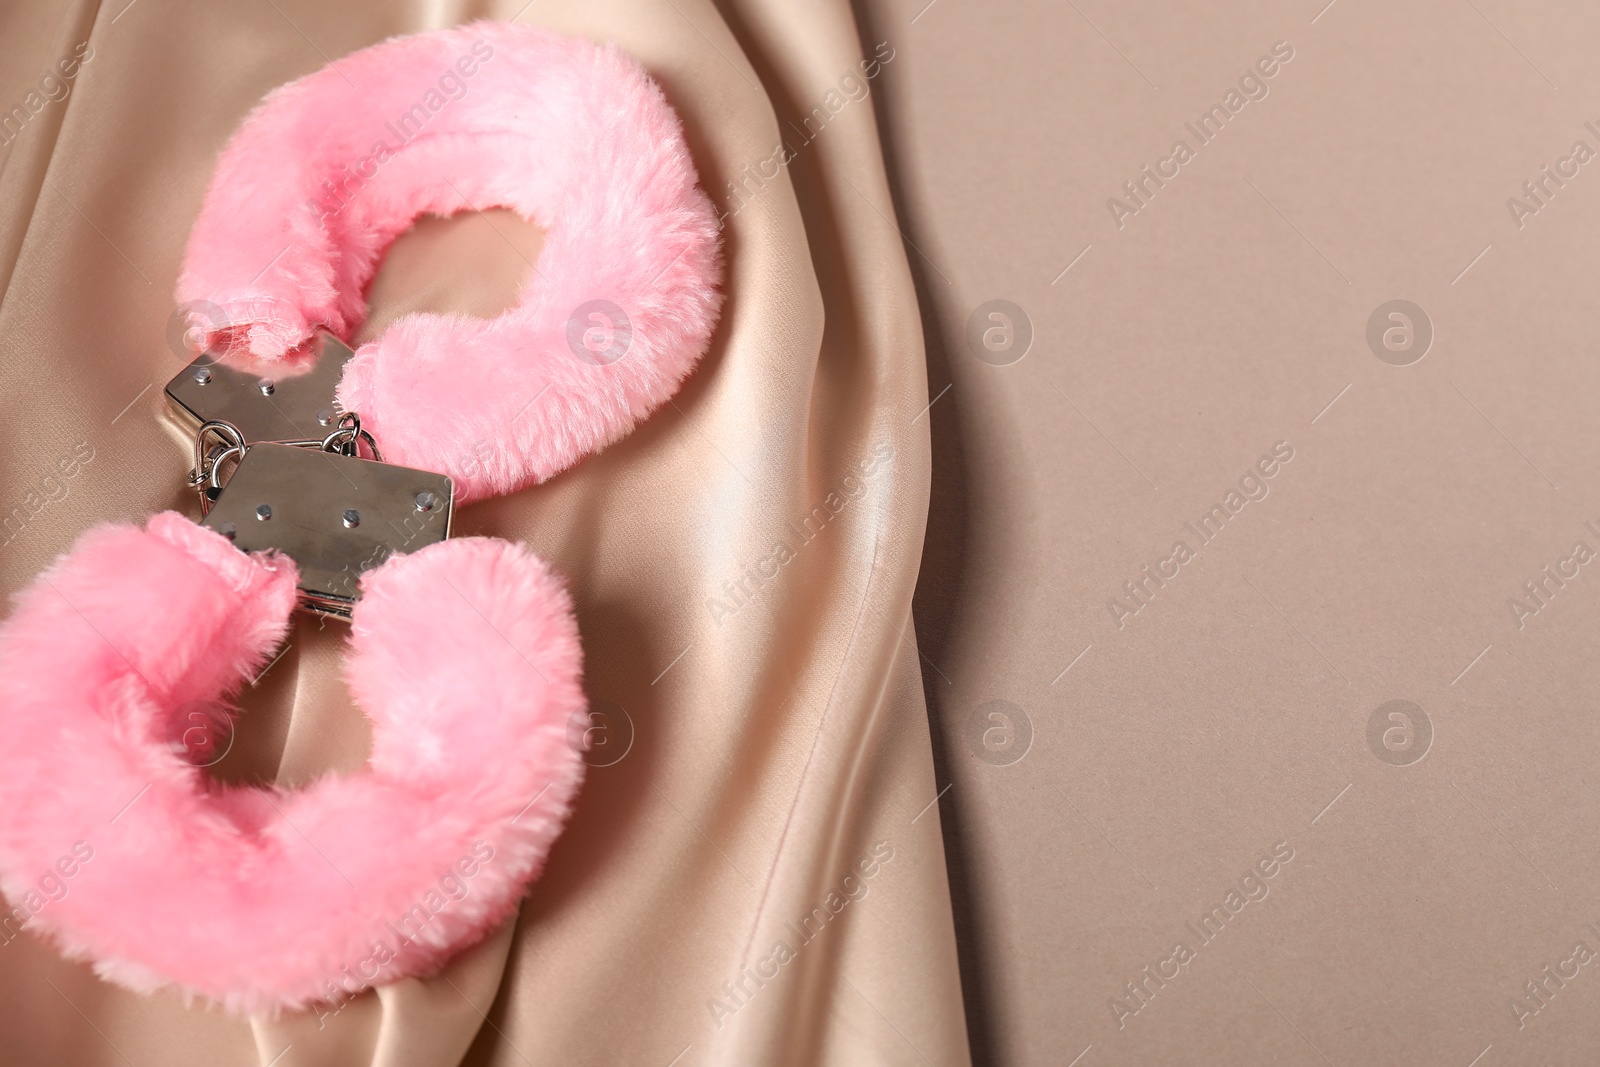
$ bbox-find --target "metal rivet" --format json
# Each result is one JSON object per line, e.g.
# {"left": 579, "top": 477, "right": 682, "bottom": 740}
{"left": 255, "top": 504, "right": 272, "bottom": 521}
{"left": 194, "top": 367, "right": 212, "bottom": 385}
{"left": 217, "top": 521, "right": 237, "bottom": 540}
{"left": 414, "top": 491, "right": 436, "bottom": 513}
{"left": 316, "top": 408, "right": 334, "bottom": 427}
{"left": 342, "top": 509, "right": 361, "bottom": 528}
{"left": 258, "top": 379, "right": 275, "bottom": 396}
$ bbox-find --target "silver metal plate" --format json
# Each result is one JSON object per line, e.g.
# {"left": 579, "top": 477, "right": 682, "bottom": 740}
{"left": 202, "top": 443, "right": 453, "bottom": 618}
{"left": 165, "top": 331, "right": 356, "bottom": 444}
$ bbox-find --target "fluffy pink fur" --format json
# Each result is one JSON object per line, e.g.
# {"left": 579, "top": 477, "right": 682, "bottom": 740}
{"left": 176, "top": 21, "right": 723, "bottom": 503}
{"left": 0, "top": 513, "right": 584, "bottom": 1013}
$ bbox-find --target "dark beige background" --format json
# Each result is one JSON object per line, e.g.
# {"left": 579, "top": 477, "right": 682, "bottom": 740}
{"left": 861, "top": 0, "right": 1600, "bottom": 1064}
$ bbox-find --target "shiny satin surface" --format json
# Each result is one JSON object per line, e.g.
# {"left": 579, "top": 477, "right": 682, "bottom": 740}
{"left": 0, "top": 1, "right": 968, "bottom": 1064}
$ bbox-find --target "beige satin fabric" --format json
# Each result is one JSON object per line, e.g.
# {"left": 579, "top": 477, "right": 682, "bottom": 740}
{"left": 0, "top": 1, "right": 968, "bottom": 1064}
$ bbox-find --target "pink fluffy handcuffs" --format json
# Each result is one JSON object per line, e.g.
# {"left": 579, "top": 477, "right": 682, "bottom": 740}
{"left": 0, "top": 21, "right": 720, "bottom": 1013}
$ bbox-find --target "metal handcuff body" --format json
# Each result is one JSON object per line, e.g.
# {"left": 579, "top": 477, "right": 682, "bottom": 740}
{"left": 0, "top": 21, "right": 721, "bottom": 1014}
{"left": 172, "top": 332, "right": 453, "bottom": 620}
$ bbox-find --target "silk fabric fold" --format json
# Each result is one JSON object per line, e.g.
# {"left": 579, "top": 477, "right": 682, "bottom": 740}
{"left": 0, "top": 1, "right": 968, "bottom": 1063}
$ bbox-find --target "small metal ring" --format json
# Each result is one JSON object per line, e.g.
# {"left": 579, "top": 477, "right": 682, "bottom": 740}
{"left": 206, "top": 444, "right": 245, "bottom": 490}
{"left": 193, "top": 419, "right": 245, "bottom": 474}
{"left": 319, "top": 414, "right": 381, "bottom": 462}
{"left": 320, "top": 412, "right": 359, "bottom": 454}
{"left": 354, "top": 429, "right": 382, "bottom": 463}
{"left": 191, "top": 420, "right": 248, "bottom": 515}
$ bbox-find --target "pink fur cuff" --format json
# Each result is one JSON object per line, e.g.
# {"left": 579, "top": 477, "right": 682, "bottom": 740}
{"left": 177, "top": 21, "right": 723, "bottom": 503}
{"left": 0, "top": 513, "right": 585, "bottom": 1012}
